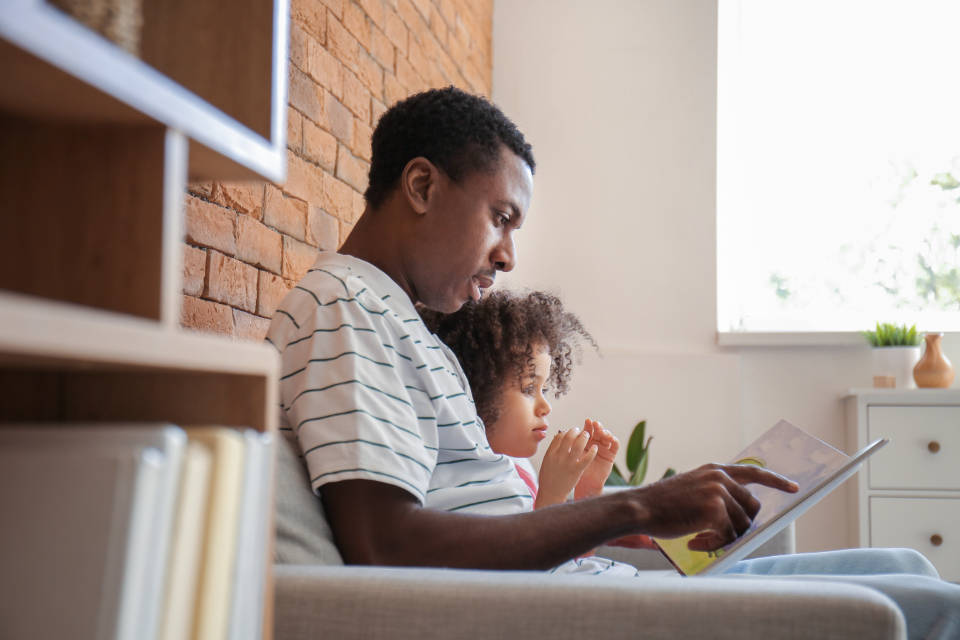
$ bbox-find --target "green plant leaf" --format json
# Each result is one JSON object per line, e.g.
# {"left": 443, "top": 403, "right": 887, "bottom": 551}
{"left": 932, "top": 172, "right": 960, "bottom": 190}
{"left": 866, "top": 322, "right": 921, "bottom": 346}
{"left": 629, "top": 448, "right": 649, "bottom": 486}
{"left": 661, "top": 467, "right": 677, "bottom": 479}
{"left": 625, "top": 420, "right": 647, "bottom": 472}
{"left": 605, "top": 464, "right": 628, "bottom": 486}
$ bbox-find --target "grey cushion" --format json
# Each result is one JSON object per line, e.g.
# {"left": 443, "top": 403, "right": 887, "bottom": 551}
{"left": 273, "top": 432, "right": 343, "bottom": 565}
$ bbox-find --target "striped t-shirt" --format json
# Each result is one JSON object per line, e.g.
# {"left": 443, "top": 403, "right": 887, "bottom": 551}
{"left": 266, "top": 252, "right": 533, "bottom": 514}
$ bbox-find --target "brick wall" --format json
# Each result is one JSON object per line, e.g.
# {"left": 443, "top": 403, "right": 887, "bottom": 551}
{"left": 181, "top": 0, "right": 493, "bottom": 339}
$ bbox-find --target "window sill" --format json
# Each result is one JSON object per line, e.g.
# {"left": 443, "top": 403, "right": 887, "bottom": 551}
{"left": 717, "top": 332, "right": 869, "bottom": 347}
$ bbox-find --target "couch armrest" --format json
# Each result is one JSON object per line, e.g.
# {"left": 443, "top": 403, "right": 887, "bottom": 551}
{"left": 274, "top": 563, "right": 905, "bottom": 640}
{"left": 595, "top": 522, "right": 797, "bottom": 570}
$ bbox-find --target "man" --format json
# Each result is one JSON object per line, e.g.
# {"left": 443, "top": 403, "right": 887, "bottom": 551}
{"left": 267, "top": 87, "right": 958, "bottom": 636}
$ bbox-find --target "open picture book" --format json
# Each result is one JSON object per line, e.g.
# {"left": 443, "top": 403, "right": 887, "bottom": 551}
{"left": 653, "top": 419, "right": 888, "bottom": 576}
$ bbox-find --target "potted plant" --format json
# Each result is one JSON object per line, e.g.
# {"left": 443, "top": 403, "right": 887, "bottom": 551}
{"left": 863, "top": 322, "right": 922, "bottom": 389}
{"left": 605, "top": 420, "right": 676, "bottom": 487}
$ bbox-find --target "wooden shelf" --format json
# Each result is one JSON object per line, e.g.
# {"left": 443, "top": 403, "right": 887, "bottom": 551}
{"left": 0, "top": 291, "right": 276, "bottom": 375}
{"left": 0, "top": 1, "right": 288, "bottom": 182}
{"left": 0, "top": 292, "right": 279, "bottom": 431}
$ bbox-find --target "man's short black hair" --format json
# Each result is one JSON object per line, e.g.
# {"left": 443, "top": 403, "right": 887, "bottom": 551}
{"left": 364, "top": 86, "right": 535, "bottom": 209}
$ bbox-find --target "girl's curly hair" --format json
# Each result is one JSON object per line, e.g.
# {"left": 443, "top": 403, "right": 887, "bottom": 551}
{"left": 420, "top": 290, "right": 596, "bottom": 428}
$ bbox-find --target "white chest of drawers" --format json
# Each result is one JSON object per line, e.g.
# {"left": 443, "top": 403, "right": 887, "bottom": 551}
{"left": 845, "top": 389, "right": 960, "bottom": 581}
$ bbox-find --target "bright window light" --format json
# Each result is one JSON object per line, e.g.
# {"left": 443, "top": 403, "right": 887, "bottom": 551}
{"left": 717, "top": 0, "right": 960, "bottom": 333}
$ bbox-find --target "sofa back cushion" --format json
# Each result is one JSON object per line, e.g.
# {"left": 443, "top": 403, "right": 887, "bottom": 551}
{"left": 274, "top": 432, "right": 344, "bottom": 565}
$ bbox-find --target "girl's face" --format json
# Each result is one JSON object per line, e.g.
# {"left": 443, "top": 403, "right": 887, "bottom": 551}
{"left": 486, "top": 344, "right": 553, "bottom": 458}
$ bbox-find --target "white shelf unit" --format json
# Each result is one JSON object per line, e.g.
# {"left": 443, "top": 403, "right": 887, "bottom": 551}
{"left": 845, "top": 389, "right": 960, "bottom": 582}
{"left": 0, "top": 1, "right": 288, "bottom": 637}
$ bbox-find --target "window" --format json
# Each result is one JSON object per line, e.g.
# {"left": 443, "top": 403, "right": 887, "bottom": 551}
{"left": 717, "top": 0, "right": 960, "bottom": 336}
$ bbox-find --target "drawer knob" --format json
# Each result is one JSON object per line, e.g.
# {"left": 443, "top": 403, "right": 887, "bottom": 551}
{"left": 931, "top": 534, "right": 943, "bottom": 547}
{"left": 928, "top": 441, "right": 941, "bottom": 454}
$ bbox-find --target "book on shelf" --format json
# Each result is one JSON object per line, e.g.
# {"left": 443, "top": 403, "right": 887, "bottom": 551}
{"left": 0, "top": 424, "right": 185, "bottom": 640}
{"left": 653, "top": 419, "right": 887, "bottom": 576}
{"left": 186, "top": 427, "right": 247, "bottom": 640}
{"left": 229, "top": 430, "right": 274, "bottom": 640}
{"left": 159, "top": 441, "right": 213, "bottom": 640}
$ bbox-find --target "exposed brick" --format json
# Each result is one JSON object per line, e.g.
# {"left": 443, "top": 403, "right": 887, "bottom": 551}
{"left": 318, "top": 0, "right": 344, "bottom": 19}
{"left": 395, "top": 55, "right": 425, "bottom": 93}
{"left": 232, "top": 308, "right": 271, "bottom": 341}
{"left": 324, "top": 92, "right": 354, "bottom": 144}
{"left": 236, "top": 215, "right": 283, "bottom": 274}
{"left": 303, "top": 119, "right": 338, "bottom": 171}
{"left": 206, "top": 251, "right": 258, "bottom": 313}
{"left": 307, "top": 204, "right": 341, "bottom": 250}
{"left": 356, "top": 50, "right": 383, "bottom": 98}
{"left": 341, "top": 68, "right": 371, "bottom": 122}
{"left": 182, "top": 245, "right": 206, "bottom": 296}
{"left": 292, "top": 0, "right": 327, "bottom": 42}
{"left": 327, "top": 14, "right": 360, "bottom": 73}
{"left": 322, "top": 172, "right": 355, "bottom": 220}
{"left": 429, "top": 6, "right": 448, "bottom": 47}
{"left": 264, "top": 184, "right": 308, "bottom": 241}
{"left": 287, "top": 106, "right": 303, "bottom": 152}
{"left": 384, "top": 72, "right": 407, "bottom": 106}
{"left": 305, "top": 45, "right": 340, "bottom": 101}
{"left": 371, "top": 97, "right": 387, "bottom": 125}
{"left": 283, "top": 150, "right": 326, "bottom": 205}
{"left": 351, "top": 190, "right": 366, "bottom": 224}
{"left": 437, "top": 0, "right": 457, "bottom": 29}
{"left": 258, "top": 271, "right": 296, "bottom": 317}
{"left": 336, "top": 143, "right": 369, "bottom": 193}
{"left": 353, "top": 119, "right": 372, "bottom": 161}
{"left": 407, "top": 34, "right": 428, "bottom": 73}
{"left": 408, "top": 0, "right": 431, "bottom": 22}
{"left": 288, "top": 65, "right": 324, "bottom": 124}
{"left": 446, "top": 26, "right": 466, "bottom": 66}
{"left": 185, "top": 195, "right": 237, "bottom": 256}
{"left": 188, "top": 181, "right": 214, "bottom": 198}
{"left": 369, "top": 24, "right": 395, "bottom": 70}
{"left": 338, "top": 217, "right": 352, "bottom": 246}
{"left": 342, "top": 1, "right": 370, "bottom": 52}
{"left": 290, "top": 21, "right": 310, "bottom": 71}
{"left": 358, "top": 0, "right": 385, "bottom": 29}
{"left": 383, "top": 10, "right": 408, "bottom": 55}
{"left": 181, "top": 295, "right": 234, "bottom": 335}
{"left": 212, "top": 182, "right": 264, "bottom": 220}
{"left": 283, "top": 236, "right": 319, "bottom": 281}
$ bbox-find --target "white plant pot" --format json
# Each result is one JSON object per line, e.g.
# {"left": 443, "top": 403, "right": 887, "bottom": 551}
{"left": 872, "top": 346, "right": 921, "bottom": 389}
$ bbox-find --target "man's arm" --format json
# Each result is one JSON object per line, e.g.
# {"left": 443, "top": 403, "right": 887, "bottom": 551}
{"left": 321, "top": 463, "right": 799, "bottom": 569}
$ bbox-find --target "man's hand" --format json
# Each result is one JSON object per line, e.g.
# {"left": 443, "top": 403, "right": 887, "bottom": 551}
{"left": 630, "top": 463, "right": 799, "bottom": 551}
{"left": 535, "top": 427, "right": 598, "bottom": 508}
{"left": 574, "top": 419, "right": 619, "bottom": 500}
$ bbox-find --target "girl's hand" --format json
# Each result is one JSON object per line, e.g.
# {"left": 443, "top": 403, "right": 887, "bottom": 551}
{"left": 574, "top": 419, "right": 620, "bottom": 499}
{"left": 535, "top": 427, "right": 597, "bottom": 508}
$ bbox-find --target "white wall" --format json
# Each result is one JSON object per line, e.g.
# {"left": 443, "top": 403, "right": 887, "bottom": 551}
{"left": 493, "top": 0, "right": 959, "bottom": 552}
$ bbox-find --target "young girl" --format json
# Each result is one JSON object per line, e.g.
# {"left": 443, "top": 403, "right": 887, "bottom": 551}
{"left": 420, "top": 289, "right": 620, "bottom": 511}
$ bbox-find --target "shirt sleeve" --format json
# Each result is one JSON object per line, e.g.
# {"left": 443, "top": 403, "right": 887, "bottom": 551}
{"left": 275, "top": 283, "right": 437, "bottom": 503}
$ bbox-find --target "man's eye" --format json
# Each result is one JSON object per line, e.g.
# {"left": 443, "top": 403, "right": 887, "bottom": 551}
{"left": 495, "top": 211, "right": 511, "bottom": 225}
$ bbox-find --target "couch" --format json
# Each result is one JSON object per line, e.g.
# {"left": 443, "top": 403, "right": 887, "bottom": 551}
{"left": 271, "top": 434, "right": 907, "bottom": 639}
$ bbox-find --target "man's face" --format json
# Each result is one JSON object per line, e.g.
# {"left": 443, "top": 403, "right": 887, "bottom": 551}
{"left": 411, "top": 145, "right": 534, "bottom": 313}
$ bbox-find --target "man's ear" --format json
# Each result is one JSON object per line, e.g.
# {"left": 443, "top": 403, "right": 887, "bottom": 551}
{"left": 401, "top": 157, "right": 438, "bottom": 215}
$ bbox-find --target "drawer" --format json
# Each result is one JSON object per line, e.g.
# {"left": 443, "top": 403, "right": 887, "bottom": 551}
{"left": 867, "top": 406, "right": 960, "bottom": 489}
{"left": 870, "top": 497, "right": 960, "bottom": 582}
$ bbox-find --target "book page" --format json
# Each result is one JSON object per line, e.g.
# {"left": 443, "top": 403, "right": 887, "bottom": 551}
{"left": 654, "top": 420, "right": 850, "bottom": 575}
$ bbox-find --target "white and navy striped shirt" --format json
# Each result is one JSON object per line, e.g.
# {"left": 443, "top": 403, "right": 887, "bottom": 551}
{"left": 267, "top": 252, "right": 533, "bottom": 514}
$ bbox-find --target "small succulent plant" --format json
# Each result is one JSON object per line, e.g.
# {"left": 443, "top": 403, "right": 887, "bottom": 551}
{"left": 863, "top": 322, "right": 921, "bottom": 347}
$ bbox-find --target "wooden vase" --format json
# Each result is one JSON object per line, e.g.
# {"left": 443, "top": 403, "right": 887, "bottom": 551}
{"left": 913, "top": 333, "right": 955, "bottom": 388}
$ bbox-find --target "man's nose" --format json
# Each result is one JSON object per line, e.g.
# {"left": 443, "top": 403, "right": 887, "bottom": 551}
{"left": 492, "top": 233, "right": 516, "bottom": 272}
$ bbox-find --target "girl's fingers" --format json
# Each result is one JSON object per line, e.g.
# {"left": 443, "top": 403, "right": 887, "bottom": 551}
{"left": 577, "top": 445, "right": 599, "bottom": 469}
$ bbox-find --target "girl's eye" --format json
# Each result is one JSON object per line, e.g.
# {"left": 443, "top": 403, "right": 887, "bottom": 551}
{"left": 541, "top": 387, "right": 550, "bottom": 396}
{"left": 522, "top": 384, "right": 536, "bottom": 395}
